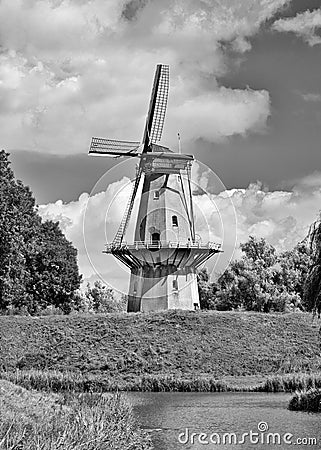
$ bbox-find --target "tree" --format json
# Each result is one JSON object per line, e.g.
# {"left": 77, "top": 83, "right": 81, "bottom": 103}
{"left": 0, "top": 150, "right": 81, "bottom": 314}
{"left": 240, "top": 236, "right": 276, "bottom": 267}
{"left": 0, "top": 151, "right": 39, "bottom": 309}
{"left": 197, "top": 267, "right": 218, "bottom": 310}
{"left": 24, "top": 221, "right": 82, "bottom": 313}
{"left": 304, "top": 217, "right": 321, "bottom": 316}
{"left": 75, "top": 281, "right": 126, "bottom": 313}
{"left": 278, "top": 241, "right": 311, "bottom": 308}
{"left": 215, "top": 237, "right": 279, "bottom": 312}
{"left": 199, "top": 236, "right": 311, "bottom": 313}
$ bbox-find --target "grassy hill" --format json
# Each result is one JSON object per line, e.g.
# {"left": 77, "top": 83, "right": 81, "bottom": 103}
{"left": 1, "top": 311, "right": 320, "bottom": 388}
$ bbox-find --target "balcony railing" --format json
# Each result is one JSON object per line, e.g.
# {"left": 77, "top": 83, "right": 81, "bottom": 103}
{"left": 105, "top": 240, "right": 222, "bottom": 252}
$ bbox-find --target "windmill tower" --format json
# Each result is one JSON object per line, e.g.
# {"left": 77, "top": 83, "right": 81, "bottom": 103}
{"left": 89, "top": 65, "right": 221, "bottom": 312}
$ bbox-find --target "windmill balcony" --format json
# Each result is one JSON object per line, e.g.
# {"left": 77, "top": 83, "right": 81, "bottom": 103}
{"left": 104, "top": 240, "right": 222, "bottom": 271}
{"left": 105, "top": 240, "right": 221, "bottom": 252}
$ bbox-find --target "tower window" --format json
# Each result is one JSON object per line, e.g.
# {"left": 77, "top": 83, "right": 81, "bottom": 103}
{"left": 173, "top": 279, "right": 178, "bottom": 290}
{"left": 172, "top": 215, "right": 178, "bottom": 227}
{"left": 154, "top": 191, "right": 160, "bottom": 200}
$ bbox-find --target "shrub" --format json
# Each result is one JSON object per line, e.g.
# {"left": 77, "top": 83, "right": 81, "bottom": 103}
{"left": 74, "top": 281, "right": 126, "bottom": 313}
{"left": 288, "top": 388, "right": 321, "bottom": 412}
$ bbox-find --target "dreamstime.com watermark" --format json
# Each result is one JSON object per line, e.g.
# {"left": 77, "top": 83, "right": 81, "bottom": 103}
{"left": 178, "top": 422, "right": 318, "bottom": 446}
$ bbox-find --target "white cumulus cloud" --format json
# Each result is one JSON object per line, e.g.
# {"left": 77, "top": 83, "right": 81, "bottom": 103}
{"left": 272, "top": 8, "right": 321, "bottom": 46}
{"left": 0, "top": 0, "right": 290, "bottom": 154}
{"left": 168, "top": 87, "right": 270, "bottom": 142}
{"left": 39, "top": 170, "right": 321, "bottom": 293}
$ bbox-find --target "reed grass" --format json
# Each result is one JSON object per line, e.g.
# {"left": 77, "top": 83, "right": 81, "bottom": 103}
{"left": 260, "top": 372, "right": 321, "bottom": 393}
{"left": 0, "top": 380, "right": 152, "bottom": 449}
{"left": 2, "top": 369, "right": 321, "bottom": 393}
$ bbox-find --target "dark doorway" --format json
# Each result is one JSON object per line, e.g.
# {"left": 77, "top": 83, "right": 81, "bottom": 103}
{"left": 151, "top": 232, "right": 160, "bottom": 244}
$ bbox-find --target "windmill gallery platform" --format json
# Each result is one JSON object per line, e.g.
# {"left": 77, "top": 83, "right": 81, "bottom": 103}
{"left": 89, "top": 65, "right": 221, "bottom": 312}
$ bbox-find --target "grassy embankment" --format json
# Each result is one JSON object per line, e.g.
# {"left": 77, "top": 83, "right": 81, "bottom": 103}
{"left": 0, "top": 379, "right": 152, "bottom": 449}
{"left": 1, "top": 310, "right": 320, "bottom": 392}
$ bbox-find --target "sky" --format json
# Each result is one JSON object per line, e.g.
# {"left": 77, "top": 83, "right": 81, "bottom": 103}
{"left": 2, "top": 0, "right": 321, "bottom": 292}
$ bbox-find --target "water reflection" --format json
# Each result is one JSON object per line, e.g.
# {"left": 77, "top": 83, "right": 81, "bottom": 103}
{"left": 126, "top": 392, "right": 320, "bottom": 450}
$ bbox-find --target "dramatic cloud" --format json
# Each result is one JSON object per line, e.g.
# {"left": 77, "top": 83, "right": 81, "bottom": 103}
{"left": 168, "top": 87, "right": 270, "bottom": 142}
{"left": 272, "top": 8, "right": 321, "bottom": 46}
{"left": 39, "top": 170, "right": 321, "bottom": 293}
{"left": 0, "top": 0, "right": 290, "bottom": 154}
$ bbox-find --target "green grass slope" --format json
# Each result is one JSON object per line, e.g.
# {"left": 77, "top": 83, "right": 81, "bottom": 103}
{"left": 1, "top": 311, "right": 320, "bottom": 381}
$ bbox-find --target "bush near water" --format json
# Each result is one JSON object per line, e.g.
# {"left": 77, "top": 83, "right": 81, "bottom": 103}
{"left": 288, "top": 388, "right": 321, "bottom": 412}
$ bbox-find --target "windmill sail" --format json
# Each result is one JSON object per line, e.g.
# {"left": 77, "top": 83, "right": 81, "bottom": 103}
{"left": 112, "top": 166, "right": 143, "bottom": 246}
{"left": 142, "top": 64, "right": 169, "bottom": 152}
{"left": 89, "top": 137, "right": 141, "bottom": 157}
{"left": 88, "top": 65, "right": 169, "bottom": 157}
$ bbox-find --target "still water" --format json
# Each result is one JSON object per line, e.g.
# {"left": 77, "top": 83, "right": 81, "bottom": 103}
{"left": 126, "top": 392, "right": 321, "bottom": 450}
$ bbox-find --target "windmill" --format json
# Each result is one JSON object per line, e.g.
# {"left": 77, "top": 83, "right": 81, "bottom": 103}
{"left": 89, "top": 64, "right": 221, "bottom": 312}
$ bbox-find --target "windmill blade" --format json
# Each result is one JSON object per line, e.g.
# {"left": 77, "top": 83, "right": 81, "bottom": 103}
{"left": 89, "top": 137, "right": 141, "bottom": 157}
{"left": 142, "top": 64, "right": 169, "bottom": 152}
{"left": 150, "top": 65, "right": 169, "bottom": 143}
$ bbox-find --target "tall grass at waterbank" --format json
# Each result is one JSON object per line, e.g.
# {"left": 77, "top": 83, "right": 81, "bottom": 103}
{"left": 260, "top": 373, "right": 321, "bottom": 393}
{"left": 2, "top": 369, "right": 321, "bottom": 393}
{"left": 0, "top": 370, "right": 233, "bottom": 392}
{"left": 0, "top": 380, "right": 152, "bottom": 450}
{"left": 288, "top": 388, "right": 321, "bottom": 412}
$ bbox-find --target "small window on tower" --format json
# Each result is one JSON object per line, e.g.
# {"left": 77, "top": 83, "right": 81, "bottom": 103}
{"left": 154, "top": 191, "right": 160, "bottom": 200}
{"left": 172, "top": 215, "right": 178, "bottom": 227}
{"left": 173, "top": 279, "right": 178, "bottom": 290}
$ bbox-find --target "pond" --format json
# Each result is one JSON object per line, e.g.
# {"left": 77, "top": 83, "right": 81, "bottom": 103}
{"left": 126, "top": 392, "right": 320, "bottom": 449}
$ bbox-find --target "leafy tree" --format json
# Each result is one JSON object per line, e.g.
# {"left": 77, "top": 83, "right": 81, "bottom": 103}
{"left": 278, "top": 241, "right": 311, "bottom": 307}
{"left": 215, "top": 237, "right": 277, "bottom": 312}
{"left": 304, "top": 217, "right": 321, "bottom": 316}
{"left": 0, "top": 151, "right": 39, "bottom": 309}
{"left": 198, "top": 236, "right": 311, "bottom": 313}
{"left": 75, "top": 281, "right": 126, "bottom": 313}
{"left": 0, "top": 150, "right": 81, "bottom": 314}
{"left": 197, "top": 267, "right": 218, "bottom": 310}
{"left": 240, "top": 236, "right": 276, "bottom": 267}
{"left": 24, "top": 221, "right": 82, "bottom": 313}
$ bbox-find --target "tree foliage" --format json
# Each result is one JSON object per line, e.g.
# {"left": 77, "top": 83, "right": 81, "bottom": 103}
{"left": 74, "top": 281, "right": 126, "bottom": 313}
{"left": 0, "top": 150, "right": 81, "bottom": 314}
{"left": 197, "top": 268, "right": 218, "bottom": 310}
{"left": 304, "top": 217, "right": 321, "bottom": 316}
{"left": 198, "top": 236, "right": 311, "bottom": 313}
